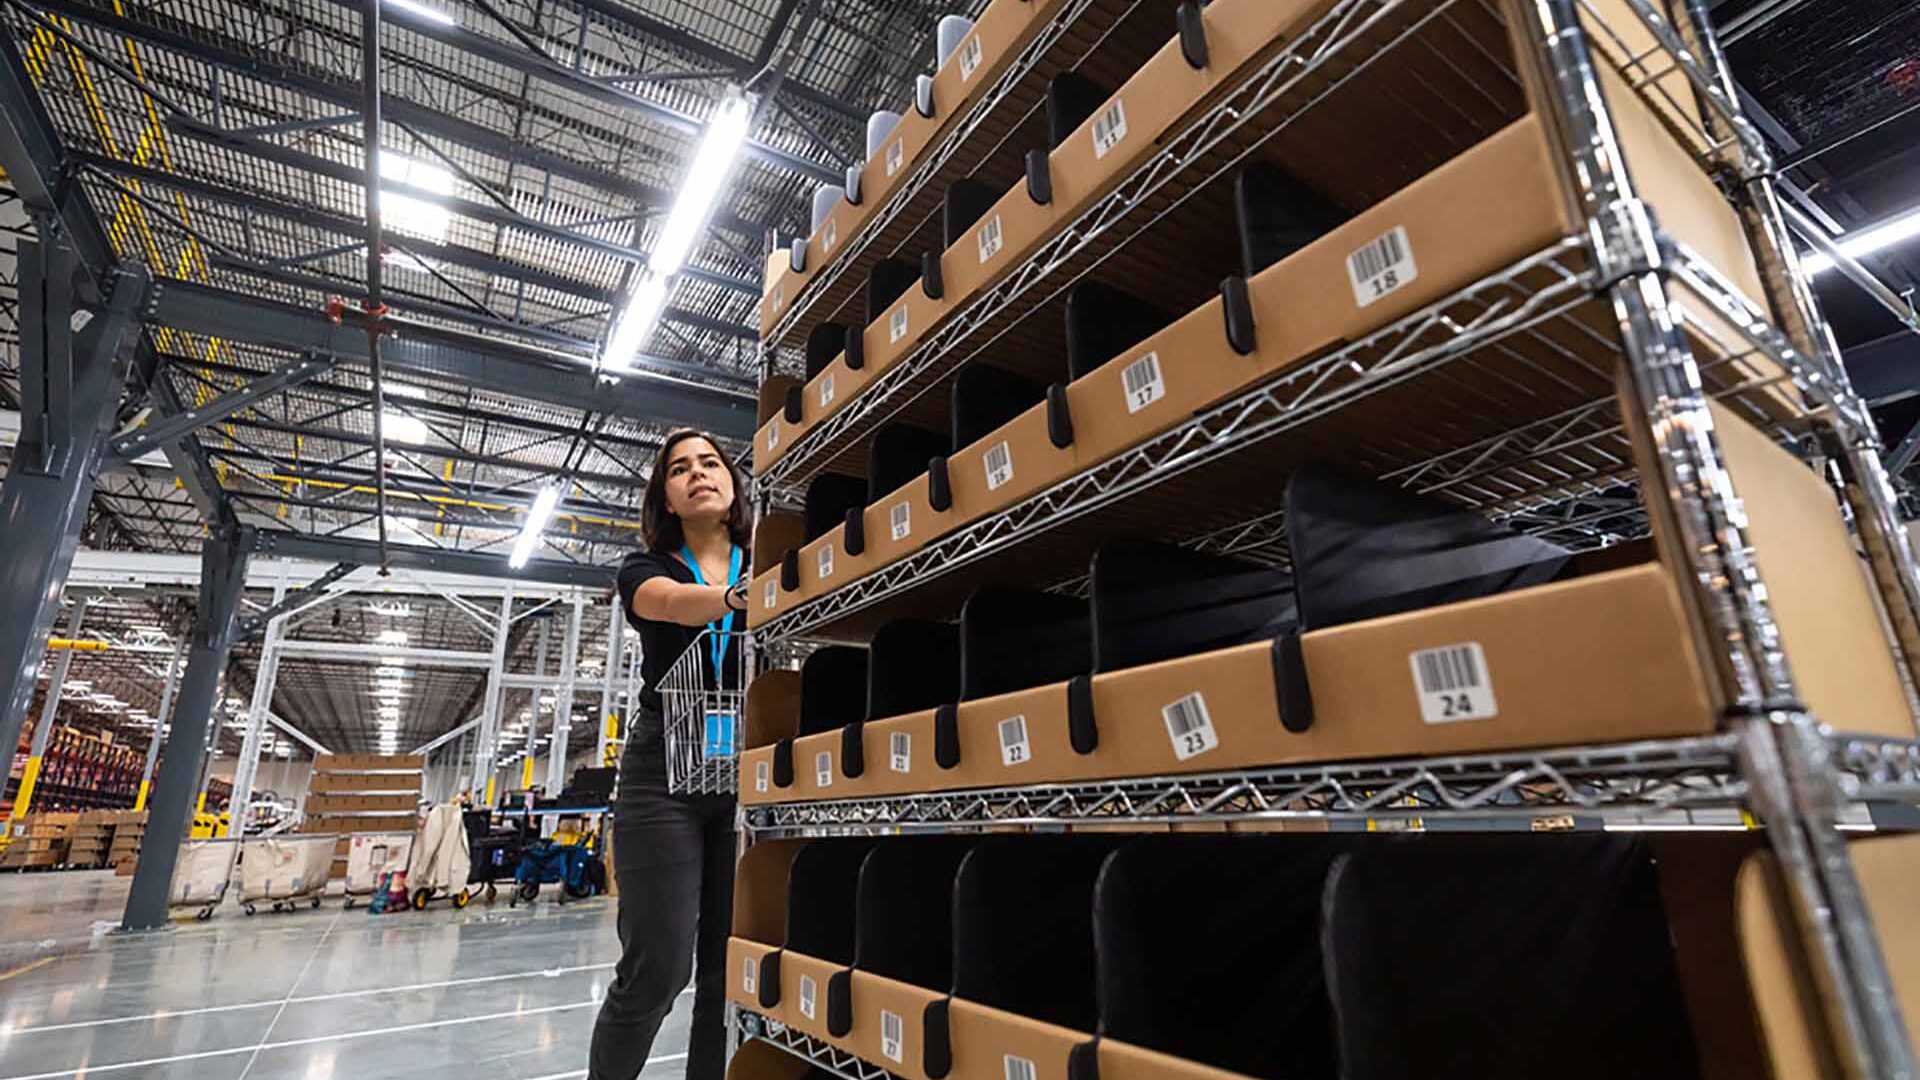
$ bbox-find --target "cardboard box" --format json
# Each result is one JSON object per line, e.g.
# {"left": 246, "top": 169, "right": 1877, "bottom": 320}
{"left": 309, "top": 770, "right": 422, "bottom": 793}
{"left": 778, "top": 950, "right": 849, "bottom": 1043}
{"left": 305, "top": 793, "right": 417, "bottom": 814}
{"left": 846, "top": 972, "right": 948, "bottom": 1080}
{"left": 946, "top": 998, "right": 1089, "bottom": 1080}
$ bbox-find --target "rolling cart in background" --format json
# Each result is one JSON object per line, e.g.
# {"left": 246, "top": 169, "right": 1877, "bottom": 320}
{"left": 168, "top": 836, "right": 240, "bottom": 921}
{"left": 237, "top": 834, "right": 336, "bottom": 915}
{"left": 341, "top": 832, "right": 414, "bottom": 909}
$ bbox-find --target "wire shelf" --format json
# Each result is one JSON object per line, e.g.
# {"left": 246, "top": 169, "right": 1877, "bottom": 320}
{"left": 659, "top": 629, "right": 747, "bottom": 796}
{"left": 736, "top": 1009, "right": 899, "bottom": 1080}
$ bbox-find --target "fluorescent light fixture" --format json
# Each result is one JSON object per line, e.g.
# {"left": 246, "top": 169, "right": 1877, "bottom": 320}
{"left": 376, "top": 629, "right": 409, "bottom": 646}
{"left": 1802, "top": 204, "right": 1920, "bottom": 275}
{"left": 385, "top": 0, "right": 456, "bottom": 25}
{"left": 380, "top": 410, "right": 430, "bottom": 446}
{"left": 378, "top": 151, "right": 455, "bottom": 242}
{"left": 381, "top": 654, "right": 408, "bottom": 666}
{"left": 509, "top": 485, "right": 562, "bottom": 569}
{"left": 374, "top": 666, "right": 408, "bottom": 678}
{"left": 601, "top": 273, "right": 668, "bottom": 371}
{"left": 369, "top": 601, "right": 413, "bottom": 618}
{"left": 652, "top": 93, "right": 752, "bottom": 276}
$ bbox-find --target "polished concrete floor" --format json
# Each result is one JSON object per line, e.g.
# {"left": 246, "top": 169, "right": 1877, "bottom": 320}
{"left": 0, "top": 870, "right": 690, "bottom": 1080}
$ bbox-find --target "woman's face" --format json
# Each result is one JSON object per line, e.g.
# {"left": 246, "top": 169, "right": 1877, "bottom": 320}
{"left": 663, "top": 437, "right": 735, "bottom": 522}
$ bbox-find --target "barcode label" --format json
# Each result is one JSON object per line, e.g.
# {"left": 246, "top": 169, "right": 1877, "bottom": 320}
{"left": 1005, "top": 1055, "right": 1038, "bottom": 1080}
{"left": 815, "top": 750, "right": 834, "bottom": 788}
{"left": 886, "top": 140, "right": 904, "bottom": 177}
{"left": 984, "top": 441, "right": 1013, "bottom": 491}
{"left": 799, "top": 974, "right": 818, "bottom": 1019}
{"left": 1409, "top": 642, "right": 1498, "bottom": 723}
{"left": 1091, "top": 99, "right": 1128, "bottom": 159}
{"left": 1122, "top": 351, "right": 1164, "bottom": 413}
{"left": 766, "top": 420, "right": 779, "bottom": 452}
{"left": 889, "top": 306, "right": 909, "bottom": 343}
{"left": 818, "top": 544, "right": 834, "bottom": 580}
{"left": 1346, "top": 225, "right": 1418, "bottom": 308}
{"left": 772, "top": 284, "right": 784, "bottom": 313}
{"left": 881, "top": 1009, "right": 905, "bottom": 1062}
{"left": 890, "top": 731, "right": 911, "bottom": 772}
{"left": 755, "top": 760, "right": 770, "bottom": 793}
{"left": 890, "top": 500, "right": 911, "bottom": 542}
{"left": 977, "top": 214, "right": 1003, "bottom": 264}
{"left": 743, "top": 956, "right": 758, "bottom": 994}
{"left": 1162, "top": 692, "right": 1220, "bottom": 761}
{"left": 764, "top": 579, "right": 778, "bottom": 609}
{"left": 957, "top": 34, "right": 983, "bottom": 80}
{"left": 819, "top": 372, "right": 835, "bottom": 409}
{"left": 998, "top": 715, "right": 1030, "bottom": 766}
{"left": 822, "top": 218, "right": 838, "bottom": 254}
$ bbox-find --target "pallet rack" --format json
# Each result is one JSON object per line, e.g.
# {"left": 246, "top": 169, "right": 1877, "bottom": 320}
{"left": 734, "top": 0, "right": 1920, "bottom": 1078}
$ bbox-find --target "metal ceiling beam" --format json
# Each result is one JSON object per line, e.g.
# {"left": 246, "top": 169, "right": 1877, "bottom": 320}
{"left": 29, "top": 0, "right": 768, "bottom": 241}
{"left": 148, "top": 277, "right": 757, "bottom": 435}
{"left": 133, "top": 131, "right": 758, "bottom": 297}
{"left": 107, "top": 354, "right": 337, "bottom": 465}
{"left": 194, "top": 417, "right": 646, "bottom": 492}
{"left": 341, "top": 0, "right": 839, "bottom": 184}
{"left": 224, "top": 488, "right": 644, "bottom": 550}
{"left": 251, "top": 530, "right": 615, "bottom": 587}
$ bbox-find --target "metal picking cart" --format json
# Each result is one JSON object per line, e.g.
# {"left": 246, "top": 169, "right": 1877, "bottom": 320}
{"left": 168, "top": 836, "right": 241, "bottom": 921}
{"left": 660, "top": 629, "right": 746, "bottom": 795}
{"left": 237, "top": 833, "right": 337, "bottom": 914}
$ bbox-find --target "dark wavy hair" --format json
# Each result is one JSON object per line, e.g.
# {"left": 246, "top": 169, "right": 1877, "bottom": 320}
{"left": 641, "top": 429, "right": 751, "bottom": 554}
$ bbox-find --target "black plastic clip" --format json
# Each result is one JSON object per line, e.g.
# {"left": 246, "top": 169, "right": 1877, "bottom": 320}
{"left": 841, "top": 721, "right": 866, "bottom": 778}
{"left": 844, "top": 328, "right": 865, "bottom": 371}
{"left": 827, "top": 970, "right": 853, "bottom": 1037}
{"left": 1046, "top": 383, "right": 1075, "bottom": 449}
{"left": 929, "top": 456, "right": 952, "bottom": 512}
{"left": 934, "top": 703, "right": 960, "bottom": 769}
{"left": 844, "top": 506, "right": 866, "bottom": 557}
{"left": 924, "top": 999, "right": 953, "bottom": 1078}
{"left": 784, "top": 384, "right": 804, "bottom": 424}
{"left": 1273, "top": 630, "right": 1314, "bottom": 733}
{"left": 922, "top": 251, "right": 945, "bottom": 302}
{"left": 758, "top": 951, "right": 783, "bottom": 1009}
{"left": 1026, "top": 149, "right": 1053, "bottom": 206}
{"left": 772, "top": 739, "right": 796, "bottom": 788}
{"left": 1176, "top": 2, "right": 1209, "bottom": 69}
{"left": 1068, "top": 1038, "right": 1101, "bottom": 1080}
{"left": 1222, "top": 275, "right": 1257, "bottom": 356}
{"left": 1067, "top": 674, "right": 1097, "bottom": 754}
{"left": 780, "top": 549, "right": 800, "bottom": 592}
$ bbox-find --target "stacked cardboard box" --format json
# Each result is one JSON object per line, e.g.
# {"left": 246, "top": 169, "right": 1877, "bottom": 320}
{"left": 302, "top": 754, "right": 424, "bottom": 880}
{"left": 107, "top": 810, "right": 147, "bottom": 874}
{"left": 64, "top": 810, "right": 113, "bottom": 869}
{"left": 0, "top": 811, "right": 78, "bottom": 869}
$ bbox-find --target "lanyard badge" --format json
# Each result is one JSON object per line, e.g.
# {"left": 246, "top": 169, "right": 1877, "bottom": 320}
{"left": 681, "top": 543, "right": 743, "bottom": 758}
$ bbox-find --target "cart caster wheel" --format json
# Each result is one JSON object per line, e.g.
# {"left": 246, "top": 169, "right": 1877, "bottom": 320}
{"left": 485, "top": 883, "right": 498, "bottom": 904}
{"left": 411, "top": 888, "right": 430, "bottom": 911}
{"left": 244, "top": 903, "right": 257, "bottom": 916}
{"left": 311, "top": 895, "right": 322, "bottom": 909}
{"left": 343, "top": 898, "right": 355, "bottom": 910}
{"left": 453, "top": 889, "right": 471, "bottom": 909}
{"left": 517, "top": 882, "right": 540, "bottom": 903}
{"left": 195, "top": 907, "right": 213, "bottom": 922}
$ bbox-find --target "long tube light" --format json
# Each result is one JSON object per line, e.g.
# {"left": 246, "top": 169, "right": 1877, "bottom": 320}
{"left": 510, "top": 485, "right": 562, "bottom": 569}
{"left": 1802, "top": 203, "right": 1920, "bottom": 275}
{"left": 602, "top": 91, "right": 753, "bottom": 371}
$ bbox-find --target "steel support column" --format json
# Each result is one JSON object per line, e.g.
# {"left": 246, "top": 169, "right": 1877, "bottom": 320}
{"left": 122, "top": 525, "right": 254, "bottom": 931}
{"left": 231, "top": 590, "right": 289, "bottom": 829}
{"left": 472, "top": 590, "right": 513, "bottom": 805}
{"left": 598, "top": 592, "right": 624, "bottom": 766}
{"left": 523, "top": 617, "right": 548, "bottom": 789}
{"left": 546, "top": 594, "right": 583, "bottom": 793}
{"left": 136, "top": 642, "right": 185, "bottom": 811}
{"left": 8, "top": 599, "right": 88, "bottom": 827}
{"left": 0, "top": 241, "right": 149, "bottom": 804}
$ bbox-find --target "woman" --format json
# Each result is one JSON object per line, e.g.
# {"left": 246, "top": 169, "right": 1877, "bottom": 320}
{"left": 590, "top": 429, "right": 751, "bottom": 1080}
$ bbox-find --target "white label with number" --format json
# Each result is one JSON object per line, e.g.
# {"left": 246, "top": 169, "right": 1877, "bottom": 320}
{"left": 977, "top": 214, "right": 1003, "bottom": 264}
{"left": 743, "top": 956, "right": 758, "bottom": 994}
{"left": 1409, "top": 642, "right": 1498, "bottom": 723}
{"left": 890, "top": 731, "right": 911, "bottom": 773}
{"left": 772, "top": 284, "right": 785, "bottom": 313}
{"left": 1122, "top": 351, "right": 1164, "bottom": 413}
{"left": 1005, "top": 1055, "right": 1037, "bottom": 1080}
{"left": 1161, "top": 691, "right": 1220, "bottom": 761}
{"left": 984, "top": 441, "right": 1013, "bottom": 491}
{"left": 886, "top": 140, "right": 905, "bottom": 177}
{"left": 889, "top": 500, "right": 911, "bottom": 542}
{"left": 819, "top": 372, "right": 836, "bottom": 409}
{"left": 881, "top": 1008, "right": 905, "bottom": 1061}
{"left": 818, "top": 544, "right": 835, "bottom": 580}
{"left": 799, "top": 974, "right": 818, "bottom": 1019}
{"left": 815, "top": 750, "right": 834, "bottom": 789}
{"left": 1346, "top": 225, "right": 1418, "bottom": 308}
{"left": 822, "top": 218, "right": 838, "bottom": 254}
{"left": 766, "top": 420, "right": 779, "bottom": 453}
{"left": 889, "top": 306, "right": 909, "bottom": 343}
{"left": 1091, "top": 99, "right": 1128, "bottom": 159}
{"left": 755, "top": 760, "right": 770, "bottom": 793}
{"left": 998, "top": 715, "right": 1030, "bottom": 766}
{"left": 957, "top": 34, "right": 983, "bottom": 80}
{"left": 765, "top": 579, "right": 778, "bottom": 609}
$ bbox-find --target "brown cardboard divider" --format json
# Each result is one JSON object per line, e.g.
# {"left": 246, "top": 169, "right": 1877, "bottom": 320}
{"left": 732, "top": 839, "right": 805, "bottom": 943}
{"left": 781, "top": 950, "right": 853, "bottom": 1042}
{"left": 753, "top": 513, "right": 805, "bottom": 579}
{"left": 945, "top": 999, "right": 1090, "bottom": 1080}
{"left": 848, "top": 971, "right": 950, "bottom": 1080}
{"left": 726, "top": 1034, "right": 820, "bottom": 1080}
{"left": 745, "top": 670, "right": 801, "bottom": 750}
{"left": 728, "top": 937, "right": 786, "bottom": 1019}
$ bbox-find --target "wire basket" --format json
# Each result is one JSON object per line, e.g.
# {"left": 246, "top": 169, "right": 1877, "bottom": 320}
{"left": 660, "top": 629, "right": 747, "bottom": 795}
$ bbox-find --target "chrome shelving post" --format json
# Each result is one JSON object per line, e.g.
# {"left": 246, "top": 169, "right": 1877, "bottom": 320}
{"left": 1519, "top": 0, "right": 1915, "bottom": 1075}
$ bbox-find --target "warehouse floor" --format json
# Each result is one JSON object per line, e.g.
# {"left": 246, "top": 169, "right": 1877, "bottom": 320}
{"left": 0, "top": 870, "right": 689, "bottom": 1080}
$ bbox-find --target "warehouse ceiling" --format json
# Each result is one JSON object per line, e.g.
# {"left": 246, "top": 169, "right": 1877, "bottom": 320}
{"left": 0, "top": 0, "right": 987, "bottom": 757}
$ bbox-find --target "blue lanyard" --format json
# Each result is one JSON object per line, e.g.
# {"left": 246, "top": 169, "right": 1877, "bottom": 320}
{"left": 681, "top": 543, "right": 743, "bottom": 681}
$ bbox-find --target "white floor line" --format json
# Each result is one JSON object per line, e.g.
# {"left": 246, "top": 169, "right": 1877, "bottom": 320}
{"left": 235, "top": 898, "right": 343, "bottom": 1080}
{"left": 0, "top": 999, "right": 602, "bottom": 1080}
{"left": 8, "top": 962, "right": 620, "bottom": 1034}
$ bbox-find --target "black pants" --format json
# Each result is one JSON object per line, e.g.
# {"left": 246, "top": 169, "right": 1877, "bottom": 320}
{"left": 589, "top": 762, "right": 736, "bottom": 1080}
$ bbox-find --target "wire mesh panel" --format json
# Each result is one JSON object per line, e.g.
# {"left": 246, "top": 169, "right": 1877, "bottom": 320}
{"left": 661, "top": 630, "right": 747, "bottom": 795}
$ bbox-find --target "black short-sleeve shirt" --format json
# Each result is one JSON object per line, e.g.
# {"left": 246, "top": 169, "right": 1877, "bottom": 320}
{"left": 615, "top": 549, "right": 746, "bottom": 753}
